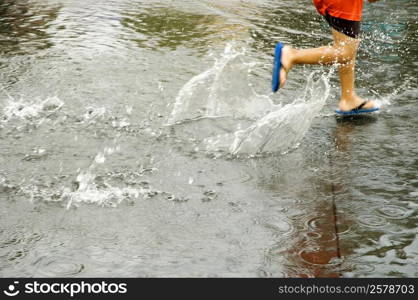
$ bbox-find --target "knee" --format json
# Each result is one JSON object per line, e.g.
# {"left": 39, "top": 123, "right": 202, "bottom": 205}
{"left": 334, "top": 44, "right": 356, "bottom": 63}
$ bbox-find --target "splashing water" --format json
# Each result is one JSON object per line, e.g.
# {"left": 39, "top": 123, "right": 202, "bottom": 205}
{"left": 1, "top": 96, "right": 64, "bottom": 123}
{"left": 62, "top": 175, "right": 148, "bottom": 209}
{"left": 58, "top": 144, "right": 158, "bottom": 208}
{"left": 205, "top": 71, "right": 330, "bottom": 155}
{"left": 167, "top": 44, "right": 278, "bottom": 124}
{"left": 82, "top": 106, "right": 107, "bottom": 124}
{"left": 168, "top": 44, "right": 330, "bottom": 155}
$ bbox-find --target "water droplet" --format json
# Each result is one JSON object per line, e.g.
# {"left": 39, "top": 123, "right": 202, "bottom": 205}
{"left": 94, "top": 152, "right": 105, "bottom": 164}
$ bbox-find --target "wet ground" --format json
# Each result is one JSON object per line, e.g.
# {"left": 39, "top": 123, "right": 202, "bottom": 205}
{"left": 0, "top": 0, "right": 417, "bottom": 277}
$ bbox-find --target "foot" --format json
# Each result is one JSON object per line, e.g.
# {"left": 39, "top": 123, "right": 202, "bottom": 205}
{"left": 338, "top": 95, "right": 377, "bottom": 112}
{"left": 279, "top": 46, "right": 294, "bottom": 88}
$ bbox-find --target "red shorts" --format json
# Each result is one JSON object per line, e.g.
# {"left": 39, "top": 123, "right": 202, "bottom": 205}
{"left": 313, "top": 0, "right": 363, "bottom": 21}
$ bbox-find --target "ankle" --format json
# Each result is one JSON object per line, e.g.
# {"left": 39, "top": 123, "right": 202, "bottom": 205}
{"left": 340, "top": 92, "right": 357, "bottom": 102}
{"left": 288, "top": 48, "right": 297, "bottom": 67}
{"left": 281, "top": 46, "right": 295, "bottom": 69}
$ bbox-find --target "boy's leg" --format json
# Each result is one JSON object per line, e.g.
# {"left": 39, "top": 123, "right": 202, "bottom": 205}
{"left": 279, "top": 38, "right": 355, "bottom": 90}
{"left": 332, "top": 29, "right": 375, "bottom": 111}
{"left": 279, "top": 29, "right": 376, "bottom": 111}
{"left": 332, "top": 29, "right": 359, "bottom": 107}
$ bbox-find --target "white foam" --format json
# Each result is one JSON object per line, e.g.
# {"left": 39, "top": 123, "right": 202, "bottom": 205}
{"left": 62, "top": 173, "right": 150, "bottom": 208}
{"left": 82, "top": 106, "right": 107, "bottom": 124}
{"left": 2, "top": 96, "right": 64, "bottom": 123}
{"left": 19, "top": 143, "right": 159, "bottom": 208}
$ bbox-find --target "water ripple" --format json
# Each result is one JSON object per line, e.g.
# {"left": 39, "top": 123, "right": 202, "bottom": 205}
{"left": 375, "top": 205, "right": 412, "bottom": 220}
{"left": 357, "top": 214, "right": 388, "bottom": 229}
{"left": 299, "top": 248, "right": 343, "bottom": 266}
{"left": 33, "top": 256, "right": 84, "bottom": 277}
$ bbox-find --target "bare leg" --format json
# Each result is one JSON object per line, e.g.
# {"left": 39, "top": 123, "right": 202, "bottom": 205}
{"left": 332, "top": 30, "right": 375, "bottom": 110}
{"left": 279, "top": 29, "right": 376, "bottom": 111}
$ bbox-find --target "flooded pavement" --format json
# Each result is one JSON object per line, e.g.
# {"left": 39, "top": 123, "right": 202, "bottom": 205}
{"left": 0, "top": 0, "right": 417, "bottom": 277}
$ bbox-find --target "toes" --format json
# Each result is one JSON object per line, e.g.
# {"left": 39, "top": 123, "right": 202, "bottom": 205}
{"left": 279, "top": 68, "right": 287, "bottom": 87}
{"left": 366, "top": 100, "right": 377, "bottom": 109}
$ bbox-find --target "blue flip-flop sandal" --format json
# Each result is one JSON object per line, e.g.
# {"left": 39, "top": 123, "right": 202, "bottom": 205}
{"left": 335, "top": 101, "right": 380, "bottom": 115}
{"left": 272, "top": 42, "right": 284, "bottom": 93}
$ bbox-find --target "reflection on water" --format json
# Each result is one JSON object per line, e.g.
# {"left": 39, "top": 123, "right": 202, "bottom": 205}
{"left": 122, "top": 7, "right": 230, "bottom": 52}
{"left": 0, "top": 0, "right": 417, "bottom": 277}
{"left": 332, "top": 117, "right": 418, "bottom": 277}
{"left": 0, "top": 0, "right": 60, "bottom": 55}
{"left": 120, "top": 2, "right": 251, "bottom": 54}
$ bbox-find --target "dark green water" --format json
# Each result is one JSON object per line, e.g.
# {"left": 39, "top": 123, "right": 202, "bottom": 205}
{"left": 0, "top": 0, "right": 417, "bottom": 277}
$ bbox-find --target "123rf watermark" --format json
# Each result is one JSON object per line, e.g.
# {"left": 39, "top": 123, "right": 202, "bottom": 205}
{"left": 2, "top": 280, "right": 127, "bottom": 297}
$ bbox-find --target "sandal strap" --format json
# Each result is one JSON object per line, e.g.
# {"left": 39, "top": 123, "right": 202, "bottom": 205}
{"left": 353, "top": 101, "right": 368, "bottom": 111}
